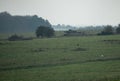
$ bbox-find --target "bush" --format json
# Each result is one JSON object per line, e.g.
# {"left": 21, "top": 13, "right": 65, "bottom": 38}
{"left": 116, "top": 24, "right": 120, "bottom": 34}
{"left": 36, "top": 26, "right": 55, "bottom": 38}
{"left": 98, "top": 25, "right": 114, "bottom": 35}
{"left": 8, "top": 34, "right": 23, "bottom": 41}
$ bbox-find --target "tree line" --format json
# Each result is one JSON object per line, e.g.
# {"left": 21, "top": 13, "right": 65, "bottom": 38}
{"left": 98, "top": 24, "right": 120, "bottom": 35}
{"left": 0, "top": 12, "right": 51, "bottom": 33}
{"left": 8, "top": 24, "right": 120, "bottom": 41}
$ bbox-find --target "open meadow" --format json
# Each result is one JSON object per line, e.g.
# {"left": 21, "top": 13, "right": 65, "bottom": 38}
{"left": 0, "top": 35, "right": 120, "bottom": 81}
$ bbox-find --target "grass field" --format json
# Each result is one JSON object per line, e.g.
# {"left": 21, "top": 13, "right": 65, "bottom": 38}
{"left": 0, "top": 35, "right": 120, "bottom": 81}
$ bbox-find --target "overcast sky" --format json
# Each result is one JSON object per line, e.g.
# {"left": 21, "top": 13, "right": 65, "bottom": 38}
{"left": 0, "top": 0, "right": 120, "bottom": 26}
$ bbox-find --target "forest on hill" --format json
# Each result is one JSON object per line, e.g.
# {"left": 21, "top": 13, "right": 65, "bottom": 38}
{"left": 0, "top": 12, "right": 51, "bottom": 33}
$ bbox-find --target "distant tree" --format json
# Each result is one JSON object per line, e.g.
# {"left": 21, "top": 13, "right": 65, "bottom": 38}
{"left": 116, "top": 24, "right": 120, "bottom": 34}
{"left": 98, "top": 25, "right": 114, "bottom": 35}
{"left": 36, "top": 26, "right": 54, "bottom": 38}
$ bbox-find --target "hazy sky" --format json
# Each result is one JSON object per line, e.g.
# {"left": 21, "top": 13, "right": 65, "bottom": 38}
{"left": 0, "top": 0, "right": 120, "bottom": 26}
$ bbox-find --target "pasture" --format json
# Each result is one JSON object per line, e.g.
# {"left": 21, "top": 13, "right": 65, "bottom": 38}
{"left": 0, "top": 35, "right": 120, "bottom": 81}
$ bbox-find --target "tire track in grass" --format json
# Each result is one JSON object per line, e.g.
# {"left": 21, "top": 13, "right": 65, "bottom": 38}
{"left": 0, "top": 57, "right": 120, "bottom": 71}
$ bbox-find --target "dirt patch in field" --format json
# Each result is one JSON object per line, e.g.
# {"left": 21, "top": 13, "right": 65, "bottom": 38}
{"left": 31, "top": 48, "right": 45, "bottom": 52}
{"left": 31, "top": 47, "right": 69, "bottom": 52}
{"left": 73, "top": 47, "right": 87, "bottom": 51}
{"left": 60, "top": 58, "right": 72, "bottom": 61}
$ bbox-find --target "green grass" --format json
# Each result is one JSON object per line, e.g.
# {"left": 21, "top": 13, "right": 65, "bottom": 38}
{"left": 0, "top": 31, "right": 64, "bottom": 39}
{"left": 0, "top": 35, "right": 120, "bottom": 81}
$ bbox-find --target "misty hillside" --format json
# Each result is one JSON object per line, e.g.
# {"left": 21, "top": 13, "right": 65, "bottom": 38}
{"left": 0, "top": 12, "right": 51, "bottom": 33}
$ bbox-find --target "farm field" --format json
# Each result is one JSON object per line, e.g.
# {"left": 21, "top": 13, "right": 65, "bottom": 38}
{"left": 0, "top": 35, "right": 120, "bottom": 81}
